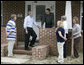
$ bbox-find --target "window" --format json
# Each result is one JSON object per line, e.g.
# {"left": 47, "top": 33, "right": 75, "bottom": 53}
{"left": 28, "top": 5, "right": 31, "bottom": 14}
{"left": 1, "top": 1, "right": 3, "bottom": 25}
{"left": 82, "top": 12, "right": 83, "bottom": 31}
{"left": 36, "top": 5, "right": 45, "bottom": 22}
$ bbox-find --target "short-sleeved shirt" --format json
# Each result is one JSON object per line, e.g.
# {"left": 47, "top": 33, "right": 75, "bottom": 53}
{"left": 56, "top": 27, "right": 65, "bottom": 42}
{"left": 6, "top": 19, "right": 16, "bottom": 40}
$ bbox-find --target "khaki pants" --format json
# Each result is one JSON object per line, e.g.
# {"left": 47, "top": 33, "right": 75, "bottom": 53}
{"left": 57, "top": 42, "right": 65, "bottom": 63}
{"left": 7, "top": 40, "right": 15, "bottom": 56}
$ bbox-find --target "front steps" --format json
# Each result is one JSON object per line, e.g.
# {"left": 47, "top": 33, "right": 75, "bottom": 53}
{"left": 13, "top": 42, "right": 39, "bottom": 55}
{"left": 13, "top": 50, "right": 32, "bottom": 55}
{"left": 13, "top": 45, "right": 32, "bottom": 55}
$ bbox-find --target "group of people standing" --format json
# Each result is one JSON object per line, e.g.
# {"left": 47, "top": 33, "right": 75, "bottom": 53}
{"left": 56, "top": 16, "right": 81, "bottom": 63}
{"left": 6, "top": 8, "right": 81, "bottom": 64}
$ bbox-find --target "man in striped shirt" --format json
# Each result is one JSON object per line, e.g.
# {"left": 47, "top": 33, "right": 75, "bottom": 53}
{"left": 6, "top": 14, "right": 17, "bottom": 57}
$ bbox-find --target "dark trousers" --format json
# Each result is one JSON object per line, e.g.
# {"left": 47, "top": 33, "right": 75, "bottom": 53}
{"left": 45, "top": 25, "right": 53, "bottom": 28}
{"left": 64, "top": 43, "right": 66, "bottom": 58}
{"left": 24, "top": 27, "right": 37, "bottom": 50}
{"left": 74, "top": 37, "right": 81, "bottom": 58}
{"left": 63, "top": 34, "right": 68, "bottom": 58}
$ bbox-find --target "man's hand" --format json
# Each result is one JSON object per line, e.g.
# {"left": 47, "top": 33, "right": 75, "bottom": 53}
{"left": 37, "top": 25, "right": 41, "bottom": 29}
{"left": 26, "top": 29, "right": 28, "bottom": 34}
{"left": 63, "top": 37, "right": 67, "bottom": 41}
{"left": 7, "top": 31, "right": 12, "bottom": 37}
{"left": 52, "top": 26, "right": 55, "bottom": 28}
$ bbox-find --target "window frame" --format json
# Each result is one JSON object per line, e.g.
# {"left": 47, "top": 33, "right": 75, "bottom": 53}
{"left": 80, "top": 1, "right": 83, "bottom": 31}
{"left": 1, "top": 1, "right": 3, "bottom": 26}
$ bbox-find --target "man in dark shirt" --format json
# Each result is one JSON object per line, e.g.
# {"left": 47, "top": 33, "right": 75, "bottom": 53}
{"left": 41, "top": 8, "right": 54, "bottom": 28}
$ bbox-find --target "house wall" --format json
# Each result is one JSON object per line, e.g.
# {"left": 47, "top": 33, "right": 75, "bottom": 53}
{"left": 71, "top": 1, "right": 80, "bottom": 24}
{"left": 55, "top": 1, "right": 66, "bottom": 26}
{"left": 3, "top": 1, "right": 25, "bottom": 42}
{"left": 1, "top": 27, "right": 7, "bottom": 45}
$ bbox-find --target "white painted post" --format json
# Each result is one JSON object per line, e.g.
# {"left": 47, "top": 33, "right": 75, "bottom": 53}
{"left": 65, "top": 1, "right": 72, "bottom": 29}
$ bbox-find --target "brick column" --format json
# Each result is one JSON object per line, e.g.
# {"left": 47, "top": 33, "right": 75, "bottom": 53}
{"left": 55, "top": 1, "right": 66, "bottom": 27}
{"left": 71, "top": 1, "right": 80, "bottom": 24}
{"left": 32, "top": 45, "right": 49, "bottom": 60}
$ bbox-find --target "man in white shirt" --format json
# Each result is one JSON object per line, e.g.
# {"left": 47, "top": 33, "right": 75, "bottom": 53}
{"left": 61, "top": 15, "right": 68, "bottom": 58}
{"left": 24, "top": 11, "right": 40, "bottom": 51}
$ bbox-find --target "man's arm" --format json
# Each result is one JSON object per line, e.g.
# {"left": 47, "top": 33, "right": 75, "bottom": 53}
{"left": 23, "top": 17, "right": 27, "bottom": 29}
{"left": 33, "top": 18, "right": 40, "bottom": 28}
{"left": 51, "top": 13, "right": 54, "bottom": 27}
{"left": 6, "top": 22, "right": 13, "bottom": 37}
{"left": 8, "top": 31, "right": 13, "bottom": 35}
{"left": 23, "top": 17, "right": 28, "bottom": 34}
{"left": 41, "top": 14, "right": 45, "bottom": 28}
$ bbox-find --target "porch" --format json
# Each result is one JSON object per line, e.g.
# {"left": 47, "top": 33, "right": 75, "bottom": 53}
{"left": 1, "top": 1, "right": 83, "bottom": 60}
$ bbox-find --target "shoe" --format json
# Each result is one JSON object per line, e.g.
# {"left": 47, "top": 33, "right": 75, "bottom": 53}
{"left": 25, "top": 49, "right": 31, "bottom": 51}
{"left": 30, "top": 46, "right": 35, "bottom": 47}
{"left": 56, "top": 61, "right": 64, "bottom": 64}
{"left": 8, "top": 55, "right": 13, "bottom": 57}
{"left": 30, "top": 43, "right": 38, "bottom": 47}
{"left": 30, "top": 45, "right": 35, "bottom": 47}
{"left": 64, "top": 55, "right": 67, "bottom": 58}
{"left": 56, "top": 61, "right": 61, "bottom": 64}
{"left": 75, "top": 55, "right": 79, "bottom": 58}
{"left": 34, "top": 43, "right": 38, "bottom": 46}
{"left": 25, "top": 48, "right": 30, "bottom": 51}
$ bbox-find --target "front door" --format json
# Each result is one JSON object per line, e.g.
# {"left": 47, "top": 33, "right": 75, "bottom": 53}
{"left": 25, "top": 1, "right": 55, "bottom": 40}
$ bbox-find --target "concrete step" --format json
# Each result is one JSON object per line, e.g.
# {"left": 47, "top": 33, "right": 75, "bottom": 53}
{"left": 18, "top": 41, "right": 39, "bottom": 45}
{"left": 13, "top": 49, "right": 32, "bottom": 55}
{"left": 15, "top": 45, "right": 33, "bottom": 50}
{"left": 13, "top": 43, "right": 38, "bottom": 55}
{"left": 16, "top": 45, "right": 25, "bottom": 50}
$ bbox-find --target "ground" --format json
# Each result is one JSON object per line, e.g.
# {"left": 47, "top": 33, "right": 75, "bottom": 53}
{"left": 1, "top": 51, "right": 83, "bottom": 64}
